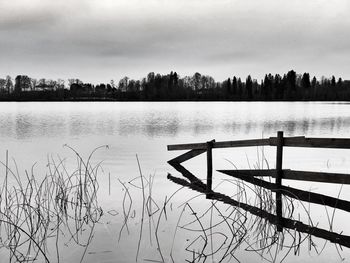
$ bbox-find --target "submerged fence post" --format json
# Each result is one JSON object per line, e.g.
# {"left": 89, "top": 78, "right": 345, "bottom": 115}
{"left": 276, "top": 131, "right": 284, "bottom": 231}
{"left": 206, "top": 140, "right": 214, "bottom": 198}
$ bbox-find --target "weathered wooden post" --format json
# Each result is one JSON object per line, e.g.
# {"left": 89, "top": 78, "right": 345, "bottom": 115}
{"left": 276, "top": 131, "right": 284, "bottom": 231}
{"left": 206, "top": 140, "right": 214, "bottom": 198}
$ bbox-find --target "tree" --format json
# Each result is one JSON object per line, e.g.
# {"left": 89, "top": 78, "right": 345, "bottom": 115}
{"left": 5, "top": 75, "right": 13, "bottom": 94}
{"left": 127, "top": 80, "right": 136, "bottom": 92}
{"left": 331, "top": 76, "right": 336, "bottom": 87}
{"left": 232, "top": 76, "right": 237, "bottom": 97}
{"left": 286, "top": 70, "right": 296, "bottom": 90}
{"left": 110, "top": 80, "right": 116, "bottom": 90}
{"left": 311, "top": 76, "right": 317, "bottom": 88}
{"left": 68, "top": 79, "right": 83, "bottom": 87}
{"left": 274, "top": 74, "right": 282, "bottom": 99}
{"left": 0, "top": 78, "right": 6, "bottom": 93}
{"left": 118, "top": 76, "right": 129, "bottom": 92}
{"left": 173, "top": 72, "right": 178, "bottom": 86}
{"left": 237, "top": 78, "right": 243, "bottom": 98}
{"left": 262, "top": 74, "right": 273, "bottom": 99}
{"left": 46, "top": 79, "right": 57, "bottom": 90}
{"left": 57, "top": 79, "right": 65, "bottom": 89}
{"left": 30, "top": 78, "right": 37, "bottom": 90}
{"left": 337, "top": 77, "right": 343, "bottom": 86}
{"left": 246, "top": 75, "right": 253, "bottom": 99}
{"left": 226, "top": 78, "right": 232, "bottom": 97}
{"left": 192, "top": 72, "right": 201, "bottom": 92}
{"left": 15, "top": 75, "right": 31, "bottom": 93}
{"left": 147, "top": 72, "right": 155, "bottom": 83}
{"left": 284, "top": 70, "right": 297, "bottom": 99}
{"left": 301, "top": 73, "right": 311, "bottom": 89}
{"left": 107, "top": 83, "right": 112, "bottom": 92}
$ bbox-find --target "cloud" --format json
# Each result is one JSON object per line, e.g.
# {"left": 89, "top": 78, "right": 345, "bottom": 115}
{"left": 0, "top": 0, "right": 350, "bottom": 82}
{"left": 0, "top": 0, "right": 91, "bottom": 30}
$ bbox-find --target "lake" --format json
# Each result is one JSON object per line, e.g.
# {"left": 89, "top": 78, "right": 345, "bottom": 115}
{"left": 0, "top": 101, "right": 350, "bottom": 262}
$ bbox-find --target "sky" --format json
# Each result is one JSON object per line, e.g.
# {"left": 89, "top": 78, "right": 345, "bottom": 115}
{"left": 1, "top": 0, "right": 350, "bottom": 84}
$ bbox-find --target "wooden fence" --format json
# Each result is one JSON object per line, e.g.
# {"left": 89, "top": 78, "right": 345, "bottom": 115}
{"left": 167, "top": 131, "right": 350, "bottom": 231}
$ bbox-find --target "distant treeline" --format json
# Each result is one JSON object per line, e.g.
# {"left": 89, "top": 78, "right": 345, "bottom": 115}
{"left": 1, "top": 70, "right": 349, "bottom": 101}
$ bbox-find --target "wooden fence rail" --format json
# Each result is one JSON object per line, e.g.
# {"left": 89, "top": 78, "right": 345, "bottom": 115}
{"left": 168, "top": 136, "right": 350, "bottom": 151}
{"left": 167, "top": 131, "right": 350, "bottom": 232}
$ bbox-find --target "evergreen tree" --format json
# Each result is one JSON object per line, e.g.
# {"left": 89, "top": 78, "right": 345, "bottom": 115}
{"left": 246, "top": 75, "right": 253, "bottom": 99}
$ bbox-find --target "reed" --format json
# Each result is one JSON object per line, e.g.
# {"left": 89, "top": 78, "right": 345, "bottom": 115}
{"left": 0, "top": 146, "right": 107, "bottom": 262}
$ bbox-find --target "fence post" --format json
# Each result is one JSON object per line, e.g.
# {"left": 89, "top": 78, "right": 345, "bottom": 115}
{"left": 276, "top": 131, "right": 284, "bottom": 231}
{"left": 206, "top": 140, "right": 214, "bottom": 198}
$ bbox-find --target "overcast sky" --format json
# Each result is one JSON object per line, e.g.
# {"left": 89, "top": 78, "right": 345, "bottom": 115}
{"left": 1, "top": 0, "right": 350, "bottom": 83}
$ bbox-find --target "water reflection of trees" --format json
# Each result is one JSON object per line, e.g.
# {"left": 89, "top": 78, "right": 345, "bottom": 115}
{"left": 118, "top": 115, "right": 350, "bottom": 138}
{"left": 3, "top": 103, "right": 350, "bottom": 140}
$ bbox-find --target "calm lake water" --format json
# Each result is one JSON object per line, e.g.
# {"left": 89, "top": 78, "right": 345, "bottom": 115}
{"left": 1, "top": 101, "right": 350, "bottom": 262}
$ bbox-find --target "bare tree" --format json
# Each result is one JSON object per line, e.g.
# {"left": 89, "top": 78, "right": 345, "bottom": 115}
{"left": 57, "top": 79, "right": 65, "bottom": 89}
{"left": 68, "top": 79, "right": 83, "bottom": 87}
{"left": 31, "top": 78, "right": 37, "bottom": 91}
